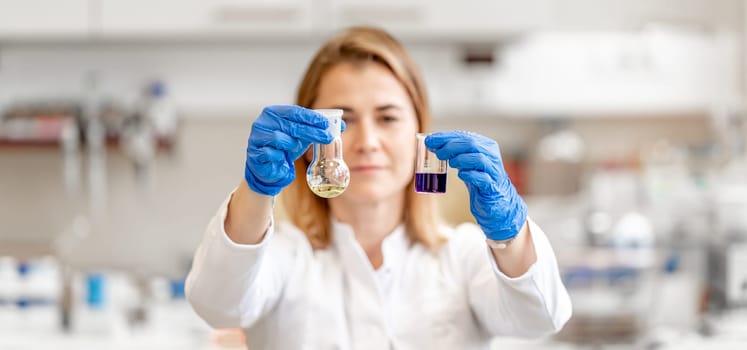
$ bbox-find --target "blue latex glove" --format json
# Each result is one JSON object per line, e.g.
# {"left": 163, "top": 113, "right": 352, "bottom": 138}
{"left": 245, "top": 105, "right": 337, "bottom": 196}
{"left": 425, "top": 131, "right": 527, "bottom": 241}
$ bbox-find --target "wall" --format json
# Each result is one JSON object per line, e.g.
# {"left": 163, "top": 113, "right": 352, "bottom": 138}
{"left": 0, "top": 29, "right": 739, "bottom": 117}
{"left": 0, "top": 42, "right": 464, "bottom": 116}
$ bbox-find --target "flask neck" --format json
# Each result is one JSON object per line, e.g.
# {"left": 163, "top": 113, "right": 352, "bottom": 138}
{"left": 314, "top": 137, "right": 343, "bottom": 160}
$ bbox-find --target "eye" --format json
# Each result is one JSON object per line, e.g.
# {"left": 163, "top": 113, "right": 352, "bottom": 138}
{"left": 380, "top": 115, "right": 398, "bottom": 123}
{"left": 342, "top": 115, "right": 356, "bottom": 125}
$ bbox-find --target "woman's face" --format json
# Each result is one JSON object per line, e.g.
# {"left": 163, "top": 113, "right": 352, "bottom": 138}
{"left": 312, "top": 61, "right": 419, "bottom": 204}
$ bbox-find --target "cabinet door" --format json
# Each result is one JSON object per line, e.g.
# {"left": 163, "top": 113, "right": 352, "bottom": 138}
{"left": 98, "top": 0, "right": 313, "bottom": 37}
{"left": 328, "top": 0, "right": 425, "bottom": 36}
{"left": 551, "top": 0, "right": 741, "bottom": 31}
{"left": 0, "top": 0, "right": 89, "bottom": 38}
{"left": 330, "top": 0, "right": 552, "bottom": 41}
{"left": 426, "top": 0, "right": 552, "bottom": 36}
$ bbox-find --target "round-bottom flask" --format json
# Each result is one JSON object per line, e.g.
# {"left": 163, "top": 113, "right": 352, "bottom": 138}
{"left": 306, "top": 109, "right": 350, "bottom": 198}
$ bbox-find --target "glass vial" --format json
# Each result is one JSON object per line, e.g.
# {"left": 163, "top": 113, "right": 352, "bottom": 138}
{"left": 415, "top": 133, "right": 447, "bottom": 194}
{"left": 306, "top": 109, "right": 350, "bottom": 198}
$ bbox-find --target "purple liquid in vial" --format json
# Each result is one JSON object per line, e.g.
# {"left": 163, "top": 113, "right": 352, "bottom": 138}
{"left": 415, "top": 173, "right": 446, "bottom": 193}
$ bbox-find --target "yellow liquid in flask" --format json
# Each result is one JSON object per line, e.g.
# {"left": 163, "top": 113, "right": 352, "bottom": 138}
{"left": 309, "top": 184, "right": 346, "bottom": 198}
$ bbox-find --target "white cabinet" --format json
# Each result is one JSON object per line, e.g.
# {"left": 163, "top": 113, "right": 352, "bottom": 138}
{"left": 329, "top": 0, "right": 552, "bottom": 40}
{"left": 0, "top": 0, "right": 89, "bottom": 38}
{"left": 98, "top": 0, "right": 314, "bottom": 37}
{"left": 0, "top": 0, "right": 740, "bottom": 41}
{"left": 550, "top": 0, "right": 741, "bottom": 31}
{"left": 329, "top": 0, "right": 741, "bottom": 41}
{"left": 424, "top": 0, "right": 552, "bottom": 36}
{"left": 327, "top": 0, "right": 425, "bottom": 36}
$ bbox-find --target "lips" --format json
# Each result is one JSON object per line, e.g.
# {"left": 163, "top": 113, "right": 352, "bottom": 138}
{"left": 350, "top": 165, "right": 385, "bottom": 172}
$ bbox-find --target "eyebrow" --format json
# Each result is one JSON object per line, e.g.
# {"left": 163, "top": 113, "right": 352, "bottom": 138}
{"left": 376, "top": 104, "right": 402, "bottom": 112}
{"left": 332, "top": 104, "right": 402, "bottom": 113}
{"left": 334, "top": 106, "right": 355, "bottom": 113}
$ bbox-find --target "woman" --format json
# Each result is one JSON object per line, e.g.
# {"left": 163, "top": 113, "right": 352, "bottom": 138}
{"left": 186, "top": 27, "right": 572, "bottom": 349}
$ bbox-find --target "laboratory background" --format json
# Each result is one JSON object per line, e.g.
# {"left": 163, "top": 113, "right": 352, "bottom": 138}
{"left": 1, "top": 0, "right": 747, "bottom": 349}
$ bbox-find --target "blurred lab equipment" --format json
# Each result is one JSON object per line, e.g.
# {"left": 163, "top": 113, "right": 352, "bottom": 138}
{"left": 556, "top": 131, "right": 705, "bottom": 347}
{"left": 559, "top": 257, "right": 654, "bottom": 345}
{"left": 527, "top": 119, "right": 585, "bottom": 196}
{"left": 83, "top": 71, "right": 108, "bottom": 220}
{"left": 703, "top": 105, "right": 747, "bottom": 315}
{"left": 0, "top": 71, "right": 195, "bottom": 347}
{"left": 141, "top": 81, "right": 178, "bottom": 146}
{"left": 0, "top": 101, "right": 79, "bottom": 145}
{"left": 572, "top": 159, "right": 658, "bottom": 344}
{"left": 120, "top": 80, "right": 179, "bottom": 186}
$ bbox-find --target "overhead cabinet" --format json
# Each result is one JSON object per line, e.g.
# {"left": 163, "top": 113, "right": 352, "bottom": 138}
{"left": 97, "top": 0, "right": 314, "bottom": 37}
{"left": 0, "top": 0, "right": 90, "bottom": 38}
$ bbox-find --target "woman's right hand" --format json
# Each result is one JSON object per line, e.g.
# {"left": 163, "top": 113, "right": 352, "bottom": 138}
{"left": 244, "top": 105, "right": 334, "bottom": 196}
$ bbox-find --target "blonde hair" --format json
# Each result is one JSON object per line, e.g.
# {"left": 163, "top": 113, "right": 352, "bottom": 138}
{"left": 282, "top": 27, "right": 445, "bottom": 250}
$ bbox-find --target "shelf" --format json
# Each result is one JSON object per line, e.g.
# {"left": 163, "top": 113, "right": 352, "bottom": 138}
{"left": 0, "top": 139, "right": 61, "bottom": 148}
{"left": 431, "top": 106, "right": 711, "bottom": 120}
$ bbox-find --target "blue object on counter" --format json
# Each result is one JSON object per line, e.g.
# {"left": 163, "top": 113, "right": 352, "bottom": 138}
{"left": 149, "top": 80, "right": 166, "bottom": 97}
{"left": 170, "top": 278, "right": 186, "bottom": 299}
{"left": 563, "top": 266, "right": 595, "bottom": 287}
{"left": 86, "top": 273, "right": 106, "bottom": 309}
{"left": 17, "top": 262, "right": 30, "bottom": 276}
{"left": 664, "top": 253, "right": 680, "bottom": 273}
{"left": 563, "top": 265, "right": 639, "bottom": 287}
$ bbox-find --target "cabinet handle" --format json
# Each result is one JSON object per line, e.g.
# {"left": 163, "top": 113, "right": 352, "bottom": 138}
{"left": 213, "top": 5, "right": 299, "bottom": 23}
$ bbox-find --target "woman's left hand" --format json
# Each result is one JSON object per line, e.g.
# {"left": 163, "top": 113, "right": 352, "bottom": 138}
{"left": 425, "top": 131, "right": 527, "bottom": 241}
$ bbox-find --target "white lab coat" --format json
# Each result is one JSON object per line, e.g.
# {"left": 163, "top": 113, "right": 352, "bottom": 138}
{"left": 186, "top": 193, "right": 572, "bottom": 349}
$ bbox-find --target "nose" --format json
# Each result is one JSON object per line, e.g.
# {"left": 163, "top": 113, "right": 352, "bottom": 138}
{"left": 350, "top": 118, "right": 381, "bottom": 155}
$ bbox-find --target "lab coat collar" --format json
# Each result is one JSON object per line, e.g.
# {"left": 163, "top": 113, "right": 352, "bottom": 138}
{"left": 330, "top": 218, "right": 409, "bottom": 272}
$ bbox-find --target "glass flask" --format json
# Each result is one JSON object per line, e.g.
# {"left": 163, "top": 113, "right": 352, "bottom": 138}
{"left": 306, "top": 109, "right": 350, "bottom": 198}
